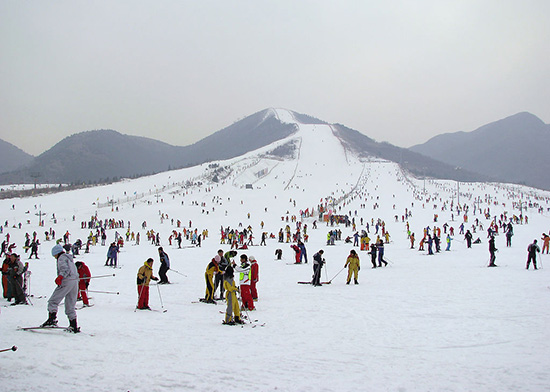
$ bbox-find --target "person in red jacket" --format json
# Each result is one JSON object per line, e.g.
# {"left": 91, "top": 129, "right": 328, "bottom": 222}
{"left": 249, "top": 255, "right": 259, "bottom": 301}
{"left": 75, "top": 261, "right": 91, "bottom": 307}
{"left": 291, "top": 244, "right": 301, "bottom": 264}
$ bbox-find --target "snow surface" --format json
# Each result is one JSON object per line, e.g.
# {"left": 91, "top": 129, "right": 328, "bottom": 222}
{"left": 1, "top": 110, "right": 550, "bottom": 392}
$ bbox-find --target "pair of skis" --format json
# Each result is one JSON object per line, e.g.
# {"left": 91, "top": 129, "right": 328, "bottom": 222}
{"left": 17, "top": 325, "right": 85, "bottom": 334}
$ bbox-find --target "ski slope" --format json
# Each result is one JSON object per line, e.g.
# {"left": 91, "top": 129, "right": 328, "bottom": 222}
{"left": 1, "top": 110, "right": 550, "bottom": 392}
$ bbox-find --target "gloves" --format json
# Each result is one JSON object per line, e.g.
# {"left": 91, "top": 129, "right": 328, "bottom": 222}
{"left": 152, "top": 277, "right": 159, "bottom": 281}
{"left": 85, "top": 282, "right": 89, "bottom": 288}
{"left": 55, "top": 275, "right": 63, "bottom": 286}
{"left": 358, "top": 266, "right": 361, "bottom": 271}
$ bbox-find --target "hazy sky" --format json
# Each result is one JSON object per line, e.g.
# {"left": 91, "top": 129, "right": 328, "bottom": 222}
{"left": 1, "top": 1, "right": 549, "bottom": 156}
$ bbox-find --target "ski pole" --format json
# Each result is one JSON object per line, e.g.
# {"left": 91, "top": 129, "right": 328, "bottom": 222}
{"left": 327, "top": 267, "right": 345, "bottom": 283}
{"left": 0, "top": 346, "right": 17, "bottom": 353}
{"left": 169, "top": 268, "right": 187, "bottom": 277}
{"left": 237, "top": 292, "right": 251, "bottom": 324}
{"left": 87, "top": 290, "right": 120, "bottom": 295}
{"left": 156, "top": 284, "right": 167, "bottom": 313}
{"left": 69, "top": 274, "right": 116, "bottom": 281}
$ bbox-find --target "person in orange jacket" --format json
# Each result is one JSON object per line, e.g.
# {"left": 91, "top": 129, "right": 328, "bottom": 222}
{"left": 75, "top": 261, "right": 91, "bottom": 307}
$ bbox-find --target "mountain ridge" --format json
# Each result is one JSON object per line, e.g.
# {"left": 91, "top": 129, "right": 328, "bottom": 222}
{"left": 409, "top": 112, "right": 550, "bottom": 189}
{"left": 0, "top": 109, "right": 545, "bottom": 189}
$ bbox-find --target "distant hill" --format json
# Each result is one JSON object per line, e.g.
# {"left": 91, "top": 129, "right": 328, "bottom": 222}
{"left": 0, "top": 109, "right": 297, "bottom": 185}
{"left": 409, "top": 112, "right": 550, "bottom": 190}
{"left": 0, "top": 139, "right": 34, "bottom": 174}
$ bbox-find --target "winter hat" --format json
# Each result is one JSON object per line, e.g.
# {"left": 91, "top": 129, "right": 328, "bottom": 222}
{"left": 249, "top": 255, "right": 256, "bottom": 261}
{"left": 214, "top": 255, "right": 221, "bottom": 262}
{"left": 51, "top": 244, "right": 64, "bottom": 257}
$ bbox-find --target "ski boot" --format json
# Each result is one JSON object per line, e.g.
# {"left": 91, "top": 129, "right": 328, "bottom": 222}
{"left": 41, "top": 312, "right": 58, "bottom": 328}
{"left": 354, "top": 279, "right": 359, "bottom": 285}
{"left": 223, "top": 319, "right": 236, "bottom": 326}
{"left": 67, "top": 318, "right": 80, "bottom": 333}
{"left": 235, "top": 316, "right": 245, "bottom": 325}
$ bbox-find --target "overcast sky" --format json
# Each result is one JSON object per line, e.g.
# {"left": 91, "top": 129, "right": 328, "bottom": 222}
{"left": 1, "top": 1, "right": 549, "bottom": 156}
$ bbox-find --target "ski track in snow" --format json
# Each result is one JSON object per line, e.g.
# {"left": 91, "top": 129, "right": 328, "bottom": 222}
{"left": 1, "top": 110, "right": 550, "bottom": 391}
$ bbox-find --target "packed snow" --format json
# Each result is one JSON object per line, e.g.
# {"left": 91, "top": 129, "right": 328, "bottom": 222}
{"left": 1, "top": 110, "right": 550, "bottom": 392}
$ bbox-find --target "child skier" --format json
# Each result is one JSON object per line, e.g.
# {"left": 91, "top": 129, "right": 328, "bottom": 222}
{"left": 75, "top": 261, "right": 91, "bottom": 307}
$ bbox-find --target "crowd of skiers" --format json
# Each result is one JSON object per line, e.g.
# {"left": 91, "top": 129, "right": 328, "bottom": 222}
{"left": 2, "top": 193, "right": 548, "bottom": 333}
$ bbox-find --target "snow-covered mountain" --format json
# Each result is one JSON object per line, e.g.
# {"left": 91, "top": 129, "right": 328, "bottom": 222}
{"left": 0, "top": 107, "right": 488, "bottom": 186}
{"left": 1, "top": 108, "right": 550, "bottom": 391}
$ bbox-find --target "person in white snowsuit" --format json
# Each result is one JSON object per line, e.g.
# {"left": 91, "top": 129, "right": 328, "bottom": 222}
{"left": 41, "top": 244, "right": 80, "bottom": 332}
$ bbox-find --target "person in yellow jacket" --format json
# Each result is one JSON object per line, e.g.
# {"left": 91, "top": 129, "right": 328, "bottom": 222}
{"left": 344, "top": 249, "right": 360, "bottom": 285}
{"left": 202, "top": 255, "right": 220, "bottom": 304}
{"left": 137, "top": 258, "right": 158, "bottom": 310}
{"left": 222, "top": 265, "right": 243, "bottom": 325}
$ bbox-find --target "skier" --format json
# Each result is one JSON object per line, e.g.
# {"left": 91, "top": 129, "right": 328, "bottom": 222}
{"left": 203, "top": 255, "right": 219, "bottom": 303}
{"left": 298, "top": 240, "right": 308, "bottom": 263}
{"left": 465, "top": 230, "right": 473, "bottom": 248}
{"left": 275, "top": 249, "right": 282, "bottom": 260}
{"left": 41, "top": 244, "right": 80, "bottom": 333}
{"left": 344, "top": 249, "right": 360, "bottom": 285}
{"left": 2, "top": 255, "right": 12, "bottom": 301}
{"left": 291, "top": 244, "right": 301, "bottom": 264}
{"left": 377, "top": 239, "right": 388, "bottom": 267}
{"left": 75, "top": 261, "right": 91, "bottom": 307}
{"left": 369, "top": 243, "right": 377, "bottom": 268}
{"left": 214, "top": 249, "right": 229, "bottom": 300}
{"left": 105, "top": 242, "right": 119, "bottom": 267}
{"left": 445, "top": 234, "right": 452, "bottom": 251}
{"left": 541, "top": 233, "right": 550, "bottom": 254}
{"left": 505, "top": 226, "right": 513, "bottom": 247}
{"left": 250, "top": 255, "right": 259, "bottom": 301}
{"left": 222, "top": 265, "right": 243, "bottom": 325}
{"left": 136, "top": 258, "right": 159, "bottom": 310}
{"left": 157, "top": 247, "right": 170, "bottom": 284}
{"left": 234, "top": 254, "right": 254, "bottom": 310}
{"left": 29, "top": 239, "right": 40, "bottom": 259}
{"left": 526, "top": 240, "right": 540, "bottom": 270}
{"left": 427, "top": 235, "right": 433, "bottom": 255}
{"left": 312, "top": 250, "right": 325, "bottom": 286}
{"left": 7, "top": 253, "right": 27, "bottom": 305}
{"left": 488, "top": 236, "right": 497, "bottom": 267}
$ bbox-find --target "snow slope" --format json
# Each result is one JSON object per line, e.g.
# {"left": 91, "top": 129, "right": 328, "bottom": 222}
{"left": 1, "top": 109, "right": 550, "bottom": 392}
